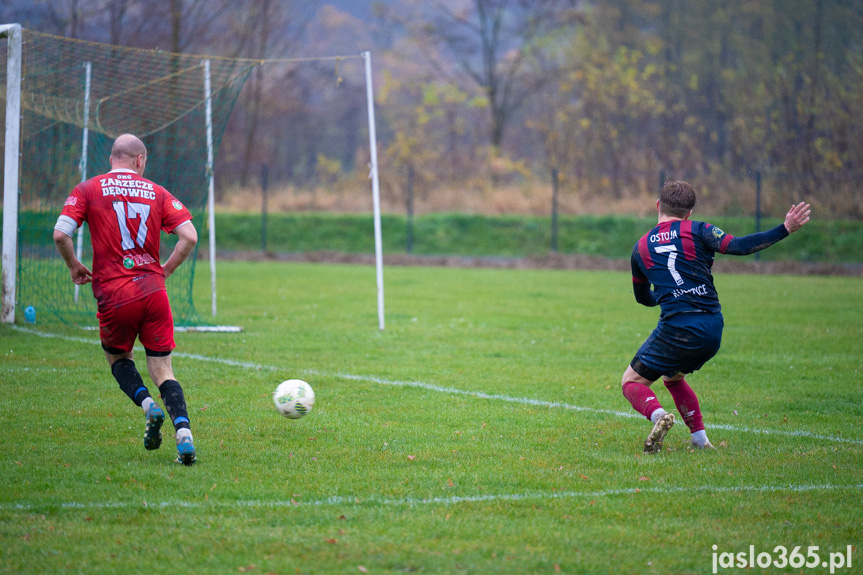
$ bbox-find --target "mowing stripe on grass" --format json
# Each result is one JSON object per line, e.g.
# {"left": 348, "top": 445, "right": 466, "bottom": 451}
{"left": 10, "top": 326, "right": 863, "bottom": 446}
{"left": 2, "top": 483, "right": 862, "bottom": 512}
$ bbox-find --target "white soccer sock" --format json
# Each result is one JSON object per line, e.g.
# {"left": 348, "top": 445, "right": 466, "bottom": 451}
{"left": 649, "top": 408, "right": 667, "bottom": 424}
{"left": 141, "top": 397, "right": 154, "bottom": 413}
{"left": 691, "top": 429, "right": 709, "bottom": 446}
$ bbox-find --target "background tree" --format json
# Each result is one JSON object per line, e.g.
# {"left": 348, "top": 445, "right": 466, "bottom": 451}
{"left": 409, "top": 0, "right": 582, "bottom": 158}
{"left": 3, "top": 0, "right": 863, "bottom": 215}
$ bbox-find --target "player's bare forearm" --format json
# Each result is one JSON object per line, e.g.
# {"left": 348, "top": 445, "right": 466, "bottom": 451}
{"left": 53, "top": 230, "right": 75, "bottom": 264}
{"left": 163, "top": 239, "right": 194, "bottom": 278}
{"left": 53, "top": 229, "right": 93, "bottom": 284}
{"left": 163, "top": 222, "right": 198, "bottom": 279}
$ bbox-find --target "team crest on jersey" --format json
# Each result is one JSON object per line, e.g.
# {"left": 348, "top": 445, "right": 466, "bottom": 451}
{"left": 712, "top": 226, "right": 725, "bottom": 238}
{"left": 63, "top": 196, "right": 77, "bottom": 206}
{"left": 172, "top": 200, "right": 183, "bottom": 210}
{"left": 123, "top": 257, "right": 135, "bottom": 269}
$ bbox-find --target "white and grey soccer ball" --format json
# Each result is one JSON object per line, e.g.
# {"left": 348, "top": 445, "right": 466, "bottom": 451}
{"left": 273, "top": 379, "right": 315, "bottom": 419}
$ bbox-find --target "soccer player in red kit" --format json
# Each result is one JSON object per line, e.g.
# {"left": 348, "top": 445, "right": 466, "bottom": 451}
{"left": 53, "top": 134, "right": 199, "bottom": 465}
{"left": 623, "top": 181, "right": 811, "bottom": 453}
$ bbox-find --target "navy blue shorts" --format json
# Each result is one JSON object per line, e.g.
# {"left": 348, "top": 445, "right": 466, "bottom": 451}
{"left": 630, "top": 312, "right": 724, "bottom": 381}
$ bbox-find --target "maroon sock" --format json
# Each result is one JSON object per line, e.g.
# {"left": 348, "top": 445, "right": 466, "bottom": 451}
{"left": 622, "top": 381, "right": 663, "bottom": 420}
{"left": 663, "top": 378, "right": 704, "bottom": 432}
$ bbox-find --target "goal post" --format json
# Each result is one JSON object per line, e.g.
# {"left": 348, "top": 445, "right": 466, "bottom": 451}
{"left": 362, "top": 51, "right": 385, "bottom": 331}
{"left": 1, "top": 23, "right": 21, "bottom": 324}
{"left": 73, "top": 60, "right": 92, "bottom": 305}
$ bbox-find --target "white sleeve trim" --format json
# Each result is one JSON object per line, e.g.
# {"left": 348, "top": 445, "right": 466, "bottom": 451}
{"left": 54, "top": 215, "right": 79, "bottom": 238}
{"left": 172, "top": 220, "right": 192, "bottom": 233}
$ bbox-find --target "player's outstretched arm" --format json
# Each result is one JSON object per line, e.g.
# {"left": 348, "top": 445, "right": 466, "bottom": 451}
{"left": 783, "top": 202, "right": 811, "bottom": 233}
{"left": 712, "top": 202, "right": 811, "bottom": 256}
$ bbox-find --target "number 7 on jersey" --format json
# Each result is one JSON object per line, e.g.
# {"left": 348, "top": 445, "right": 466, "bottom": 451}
{"left": 654, "top": 244, "right": 684, "bottom": 286}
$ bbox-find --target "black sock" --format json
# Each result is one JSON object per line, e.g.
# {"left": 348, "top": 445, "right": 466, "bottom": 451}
{"left": 111, "top": 358, "right": 151, "bottom": 408}
{"left": 159, "top": 379, "right": 190, "bottom": 430}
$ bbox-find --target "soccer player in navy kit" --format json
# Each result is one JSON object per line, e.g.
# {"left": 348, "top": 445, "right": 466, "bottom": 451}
{"left": 622, "top": 181, "right": 811, "bottom": 453}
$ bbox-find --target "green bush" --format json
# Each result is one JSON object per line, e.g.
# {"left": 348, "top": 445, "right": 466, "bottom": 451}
{"left": 9, "top": 209, "right": 862, "bottom": 263}
{"left": 207, "top": 211, "right": 863, "bottom": 263}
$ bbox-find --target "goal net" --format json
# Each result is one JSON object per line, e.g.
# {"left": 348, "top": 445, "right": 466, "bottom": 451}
{"left": 1, "top": 28, "right": 254, "bottom": 326}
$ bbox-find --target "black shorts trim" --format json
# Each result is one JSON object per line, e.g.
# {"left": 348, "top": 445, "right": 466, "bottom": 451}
{"left": 630, "top": 356, "right": 662, "bottom": 382}
{"left": 101, "top": 343, "right": 126, "bottom": 355}
{"left": 145, "top": 348, "right": 172, "bottom": 357}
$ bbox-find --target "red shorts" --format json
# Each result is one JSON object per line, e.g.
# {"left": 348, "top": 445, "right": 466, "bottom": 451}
{"left": 97, "top": 290, "right": 176, "bottom": 354}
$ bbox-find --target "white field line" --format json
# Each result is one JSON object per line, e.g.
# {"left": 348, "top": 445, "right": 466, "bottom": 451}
{"left": 2, "top": 482, "right": 862, "bottom": 512}
{"left": 9, "top": 326, "right": 863, "bottom": 446}
{"left": 315, "top": 371, "right": 863, "bottom": 446}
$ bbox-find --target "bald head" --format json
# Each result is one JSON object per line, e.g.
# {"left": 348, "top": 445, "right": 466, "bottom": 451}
{"left": 110, "top": 134, "right": 147, "bottom": 174}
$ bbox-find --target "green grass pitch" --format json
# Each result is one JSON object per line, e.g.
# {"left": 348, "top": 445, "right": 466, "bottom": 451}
{"left": 1, "top": 262, "right": 861, "bottom": 574}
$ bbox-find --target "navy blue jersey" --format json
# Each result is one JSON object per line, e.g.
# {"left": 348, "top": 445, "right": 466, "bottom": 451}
{"left": 630, "top": 220, "right": 788, "bottom": 319}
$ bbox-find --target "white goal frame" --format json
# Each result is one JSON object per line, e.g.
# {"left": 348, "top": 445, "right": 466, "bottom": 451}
{"left": 0, "top": 27, "right": 385, "bottom": 330}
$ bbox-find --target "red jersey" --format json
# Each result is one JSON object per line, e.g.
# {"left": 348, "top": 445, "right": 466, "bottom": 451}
{"left": 60, "top": 168, "right": 192, "bottom": 310}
